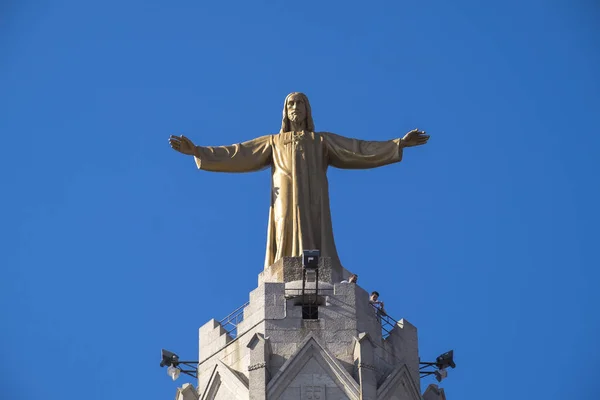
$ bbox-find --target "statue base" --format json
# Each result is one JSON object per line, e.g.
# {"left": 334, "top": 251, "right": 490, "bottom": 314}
{"left": 258, "top": 256, "right": 350, "bottom": 285}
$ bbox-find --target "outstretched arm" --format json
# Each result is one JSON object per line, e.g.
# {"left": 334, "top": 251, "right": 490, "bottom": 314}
{"left": 323, "top": 129, "right": 428, "bottom": 169}
{"left": 169, "top": 134, "right": 273, "bottom": 173}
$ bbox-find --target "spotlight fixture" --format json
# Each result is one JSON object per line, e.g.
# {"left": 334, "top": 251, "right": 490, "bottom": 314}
{"left": 167, "top": 365, "right": 181, "bottom": 381}
{"left": 434, "top": 368, "right": 448, "bottom": 382}
{"left": 302, "top": 249, "right": 320, "bottom": 269}
{"left": 420, "top": 350, "right": 456, "bottom": 381}
{"left": 160, "top": 349, "right": 179, "bottom": 368}
{"left": 159, "top": 349, "right": 198, "bottom": 380}
{"left": 435, "top": 350, "right": 456, "bottom": 370}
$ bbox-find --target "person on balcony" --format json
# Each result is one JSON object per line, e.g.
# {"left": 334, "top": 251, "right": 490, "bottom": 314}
{"left": 370, "top": 291, "right": 386, "bottom": 321}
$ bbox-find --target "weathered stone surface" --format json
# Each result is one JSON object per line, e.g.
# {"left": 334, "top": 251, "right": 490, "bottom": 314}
{"left": 383, "top": 319, "right": 420, "bottom": 393}
{"left": 354, "top": 333, "right": 377, "bottom": 400}
{"left": 199, "top": 361, "right": 249, "bottom": 400}
{"left": 376, "top": 364, "right": 421, "bottom": 400}
{"left": 267, "top": 334, "right": 359, "bottom": 400}
{"left": 247, "top": 333, "right": 272, "bottom": 400}
{"left": 422, "top": 384, "right": 447, "bottom": 400}
{"left": 175, "top": 383, "right": 198, "bottom": 400}
{"left": 259, "top": 257, "right": 348, "bottom": 285}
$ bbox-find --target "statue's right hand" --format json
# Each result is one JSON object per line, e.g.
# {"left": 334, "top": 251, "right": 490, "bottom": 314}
{"left": 169, "top": 135, "right": 196, "bottom": 156}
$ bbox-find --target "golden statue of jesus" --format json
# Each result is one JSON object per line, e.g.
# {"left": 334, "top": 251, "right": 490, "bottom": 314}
{"left": 169, "top": 92, "right": 429, "bottom": 270}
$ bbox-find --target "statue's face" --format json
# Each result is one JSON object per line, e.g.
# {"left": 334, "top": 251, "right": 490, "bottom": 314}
{"left": 286, "top": 94, "right": 306, "bottom": 124}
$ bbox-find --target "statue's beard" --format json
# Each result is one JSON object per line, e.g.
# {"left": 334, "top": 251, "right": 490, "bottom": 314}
{"left": 289, "top": 114, "right": 305, "bottom": 124}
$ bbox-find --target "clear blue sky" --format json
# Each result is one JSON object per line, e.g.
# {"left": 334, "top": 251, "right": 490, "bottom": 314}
{"left": 1, "top": 1, "right": 598, "bottom": 399}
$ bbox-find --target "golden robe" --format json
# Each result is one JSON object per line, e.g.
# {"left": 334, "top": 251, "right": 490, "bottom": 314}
{"left": 194, "top": 131, "right": 403, "bottom": 269}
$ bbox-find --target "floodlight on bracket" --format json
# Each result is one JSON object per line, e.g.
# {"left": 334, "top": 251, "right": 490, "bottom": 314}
{"left": 159, "top": 349, "right": 198, "bottom": 381}
{"left": 419, "top": 350, "right": 456, "bottom": 382}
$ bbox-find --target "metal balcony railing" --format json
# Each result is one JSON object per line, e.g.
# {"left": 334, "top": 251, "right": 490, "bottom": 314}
{"left": 370, "top": 303, "right": 400, "bottom": 339}
{"left": 218, "top": 299, "right": 399, "bottom": 340}
{"left": 219, "top": 301, "right": 249, "bottom": 339}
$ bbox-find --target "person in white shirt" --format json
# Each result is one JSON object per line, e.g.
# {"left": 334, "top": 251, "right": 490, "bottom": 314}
{"left": 369, "top": 291, "right": 386, "bottom": 320}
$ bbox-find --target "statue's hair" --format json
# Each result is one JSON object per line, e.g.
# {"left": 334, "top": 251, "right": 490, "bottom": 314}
{"left": 280, "top": 92, "right": 315, "bottom": 133}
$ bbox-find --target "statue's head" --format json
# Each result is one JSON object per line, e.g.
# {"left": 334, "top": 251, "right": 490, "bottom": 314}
{"left": 280, "top": 92, "right": 315, "bottom": 133}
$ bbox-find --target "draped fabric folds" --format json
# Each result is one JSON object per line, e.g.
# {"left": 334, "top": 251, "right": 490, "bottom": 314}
{"left": 194, "top": 131, "right": 403, "bottom": 269}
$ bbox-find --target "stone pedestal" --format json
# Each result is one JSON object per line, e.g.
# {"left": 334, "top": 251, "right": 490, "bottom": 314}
{"left": 175, "top": 257, "right": 440, "bottom": 400}
{"left": 258, "top": 256, "right": 349, "bottom": 285}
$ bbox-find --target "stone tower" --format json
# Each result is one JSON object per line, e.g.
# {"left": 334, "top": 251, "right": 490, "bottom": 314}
{"left": 170, "top": 256, "right": 447, "bottom": 400}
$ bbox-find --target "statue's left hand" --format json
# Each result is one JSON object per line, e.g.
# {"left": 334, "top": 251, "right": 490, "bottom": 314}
{"left": 401, "top": 129, "right": 429, "bottom": 147}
